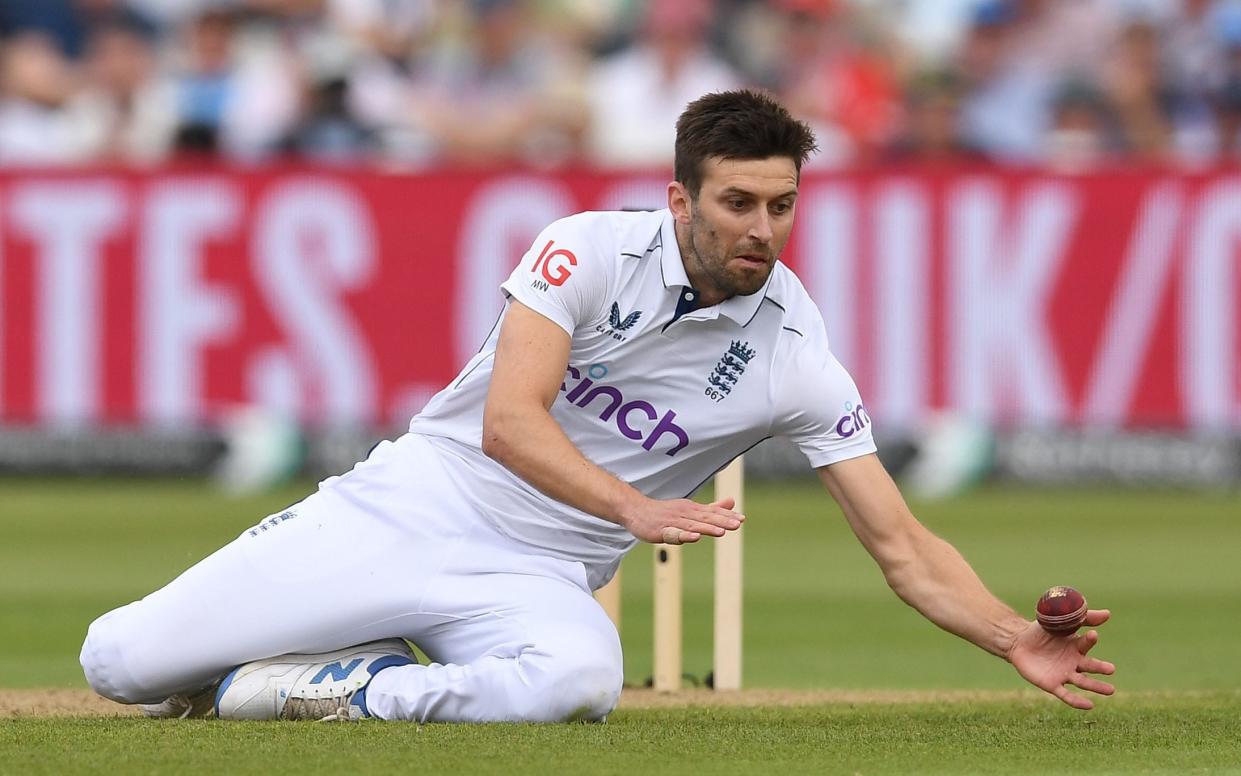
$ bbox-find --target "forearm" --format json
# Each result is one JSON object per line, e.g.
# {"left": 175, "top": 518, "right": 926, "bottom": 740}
{"left": 481, "top": 302, "right": 738, "bottom": 544}
{"left": 818, "top": 458, "right": 1027, "bottom": 661}
{"left": 885, "top": 527, "right": 1028, "bottom": 660}
{"left": 482, "top": 405, "right": 643, "bottom": 527}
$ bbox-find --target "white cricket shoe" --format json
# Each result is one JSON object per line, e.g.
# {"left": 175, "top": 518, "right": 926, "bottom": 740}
{"left": 140, "top": 686, "right": 218, "bottom": 719}
{"left": 214, "top": 639, "right": 417, "bottom": 721}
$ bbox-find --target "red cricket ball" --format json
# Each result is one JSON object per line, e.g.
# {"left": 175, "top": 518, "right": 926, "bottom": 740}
{"left": 1036, "top": 586, "right": 1088, "bottom": 635}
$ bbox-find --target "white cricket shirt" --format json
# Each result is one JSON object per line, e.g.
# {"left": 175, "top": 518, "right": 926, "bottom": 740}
{"left": 409, "top": 209, "right": 875, "bottom": 587}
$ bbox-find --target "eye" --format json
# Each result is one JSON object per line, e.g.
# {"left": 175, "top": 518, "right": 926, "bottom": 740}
{"left": 728, "top": 198, "right": 746, "bottom": 210}
{"left": 772, "top": 201, "right": 792, "bottom": 215}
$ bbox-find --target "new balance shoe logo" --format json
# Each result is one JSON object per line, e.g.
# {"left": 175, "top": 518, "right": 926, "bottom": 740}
{"left": 310, "top": 658, "right": 363, "bottom": 684}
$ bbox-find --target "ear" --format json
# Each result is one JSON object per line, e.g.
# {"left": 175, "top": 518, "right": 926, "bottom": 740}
{"left": 667, "top": 182, "right": 693, "bottom": 225}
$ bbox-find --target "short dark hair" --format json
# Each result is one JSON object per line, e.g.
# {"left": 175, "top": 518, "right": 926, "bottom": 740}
{"left": 674, "top": 90, "right": 818, "bottom": 197}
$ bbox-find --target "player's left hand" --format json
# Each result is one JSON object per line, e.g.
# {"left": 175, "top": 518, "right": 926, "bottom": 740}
{"left": 1006, "top": 609, "right": 1115, "bottom": 710}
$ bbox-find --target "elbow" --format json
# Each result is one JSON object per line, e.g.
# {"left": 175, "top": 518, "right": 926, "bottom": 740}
{"left": 880, "top": 525, "right": 949, "bottom": 603}
{"left": 480, "top": 407, "right": 517, "bottom": 464}
{"left": 882, "top": 555, "right": 918, "bottom": 602}
{"left": 480, "top": 420, "right": 508, "bottom": 463}
{"left": 482, "top": 396, "right": 551, "bottom": 466}
{"left": 874, "top": 531, "right": 924, "bottom": 602}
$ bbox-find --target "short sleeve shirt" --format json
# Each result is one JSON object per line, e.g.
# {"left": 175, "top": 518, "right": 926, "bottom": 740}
{"left": 409, "top": 209, "right": 875, "bottom": 583}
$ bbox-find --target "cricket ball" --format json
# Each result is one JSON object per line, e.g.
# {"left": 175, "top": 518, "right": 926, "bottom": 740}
{"left": 1036, "top": 586, "right": 1088, "bottom": 635}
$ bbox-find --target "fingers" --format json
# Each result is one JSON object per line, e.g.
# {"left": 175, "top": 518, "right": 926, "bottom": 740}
{"left": 1050, "top": 684, "right": 1094, "bottom": 710}
{"left": 696, "top": 502, "right": 745, "bottom": 527}
{"left": 1076, "top": 629, "right": 1100, "bottom": 655}
{"left": 660, "top": 526, "right": 700, "bottom": 545}
{"left": 1083, "top": 609, "right": 1111, "bottom": 627}
{"left": 642, "top": 499, "right": 745, "bottom": 544}
{"left": 1079, "top": 656, "right": 1116, "bottom": 676}
{"left": 679, "top": 503, "right": 744, "bottom": 537}
{"left": 710, "top": 496, "right": 736, "bottom": 511}
{"left": 1070, "top": 672, "right": 1115, "bottom": 696}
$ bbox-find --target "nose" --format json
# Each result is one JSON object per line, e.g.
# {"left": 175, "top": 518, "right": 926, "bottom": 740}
{"left": 748, "top": 211, "right": 773, "bottom": 244}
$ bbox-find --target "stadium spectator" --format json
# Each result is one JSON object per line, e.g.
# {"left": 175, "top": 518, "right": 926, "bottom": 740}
{"left": 1163, "top": 0, "right": 1230, "bottom": 99}
{"left": 883, "top": 69, "right": 985, "bottom": 165}
{"left": 0, "top": 0, "right": 108, "bottom": 59}
{"left": 1162, "top": 0, "right": 1241, "bottom": 164}
{"left": 280, "top": 74, "right": 378, "bottom": 162}
{"left": 772, "top": 0, "right": 904, "bottom": 166}
{"left": 167, "top": 6, "right": 300, "bottom": 158}
{"left": 3, "top": 0, "right": 1241, "bottom": 167}
{"left": 955, "top": 1, "right": 1055, "bottom": 162}
{"left": 584, "top": 0, "right": 739, "bottom": 167}
{"left": 327, "top": 0, "right": 432, "bottom": 62}
{"left": 404, "top": 0, "right": 588, "bottom": 166}
{"left": 125, "top": 0, "right": 238, "bottom": 33}
{"left": 1044, "top": 80, "right": 1114, "bottom": 172}
{"left": 1099, "top": 18, "right": 1174, "bottom": 162}
{"left": 1214, "top": 8, "right": 1241, "bottom": 160}
{"left": 0, "top": 32, "right": 88, "bottom": 165}
{"left": 1002, "top": 0, "right": 1119, "bottom": 81}
{"left": 880, "top": 0, "right": 987, "bottom": 64}
{"left": 68, "top": 14, "right": 177, "bottom": 163}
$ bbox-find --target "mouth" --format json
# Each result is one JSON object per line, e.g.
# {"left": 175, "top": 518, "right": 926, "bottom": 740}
{"left": 734, "top": 253, "right": 770, "bottom": 268}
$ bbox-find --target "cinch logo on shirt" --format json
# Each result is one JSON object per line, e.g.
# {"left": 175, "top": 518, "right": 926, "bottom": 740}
{"left": 559, "top": 365, "right": 689, "bottom": 456}
{"left": 835, "top": 402, "right": 871, "bottom": 438}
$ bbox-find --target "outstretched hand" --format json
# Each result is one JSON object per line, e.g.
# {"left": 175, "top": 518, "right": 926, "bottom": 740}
{"left": 1007, "top": 609, "right": 1116, "bottom": 709}
{"left": 621, "top": 496, "right": 744, "bottom": 545}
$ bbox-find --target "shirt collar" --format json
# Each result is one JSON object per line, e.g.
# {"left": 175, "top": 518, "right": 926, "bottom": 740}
{"left": 658, "top": 209, "right": 773, "bottom": 326}
{"left": 659, "top": 210, "right": 690, "bottom": 288}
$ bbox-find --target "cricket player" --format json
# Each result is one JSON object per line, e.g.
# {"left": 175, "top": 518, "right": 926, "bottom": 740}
{"left": 80, "top": 90, "right": 1115, "bottom": 723}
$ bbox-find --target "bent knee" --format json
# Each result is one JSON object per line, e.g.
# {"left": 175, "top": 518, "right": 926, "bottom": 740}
{"left": 80, "top": 609, "right": 148, "bottom": 704}
{"left": 561, "top": 658, "right": 623, "bottom": 721}
{"left": 530, "top": 653, "right": 623, "bottom": 722}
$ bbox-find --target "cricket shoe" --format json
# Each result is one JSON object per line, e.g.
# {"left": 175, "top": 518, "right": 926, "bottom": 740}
{"left": 140, "top": 685, "right": 218, "bottom": 719}
{"left": 214, "top": 639, "right": 417, "bottom": 721}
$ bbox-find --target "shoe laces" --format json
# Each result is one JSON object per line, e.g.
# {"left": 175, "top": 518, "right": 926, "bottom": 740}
{"left": 158, "top": 694, "right": 196, "bottom": 719}
{"left": 283, "top": 686, "right": 363, "bottom": 722}
{"left": 142, "top": 686, "right": 217, "bottom": 719}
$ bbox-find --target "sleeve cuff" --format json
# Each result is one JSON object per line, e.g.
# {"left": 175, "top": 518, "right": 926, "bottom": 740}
{"left": 500, "top": 280, "right": 577, "bottom": 337}
{"left": 801, "top": 437, "right": 878, "bottom": 469}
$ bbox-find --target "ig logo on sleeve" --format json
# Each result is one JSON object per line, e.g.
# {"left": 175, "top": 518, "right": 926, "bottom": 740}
{"left": 530, "top": 239, "right": 577, "bottom": 289}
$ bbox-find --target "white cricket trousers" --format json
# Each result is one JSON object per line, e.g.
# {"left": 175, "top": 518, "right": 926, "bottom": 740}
{"left": 80, "top": 434, "right": 623, "bottom": 722}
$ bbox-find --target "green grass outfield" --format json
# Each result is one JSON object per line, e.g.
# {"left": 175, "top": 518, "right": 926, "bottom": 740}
{"left": 4, "top": 694, "right": 1241, "bottom": 776}
{"left": 2, "top": 476, "right": 1240, "bottom": 773}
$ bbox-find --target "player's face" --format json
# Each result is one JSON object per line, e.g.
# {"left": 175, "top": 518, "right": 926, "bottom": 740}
{"left": 672, "top": 156, "right": 799, "bottom": 305}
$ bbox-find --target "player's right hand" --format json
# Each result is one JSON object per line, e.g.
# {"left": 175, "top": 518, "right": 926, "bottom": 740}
{"left": 619, "top": 497, "right": 744, "bottom": 544}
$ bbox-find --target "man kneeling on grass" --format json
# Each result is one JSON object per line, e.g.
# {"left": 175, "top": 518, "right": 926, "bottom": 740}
{"left": 81, "top": 90, "right": 1115, "bottom": 722}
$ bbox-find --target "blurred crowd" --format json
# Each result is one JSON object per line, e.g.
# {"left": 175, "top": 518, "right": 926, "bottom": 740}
{"left": 2, "top": 0, "right": 1241, "bottom": 169}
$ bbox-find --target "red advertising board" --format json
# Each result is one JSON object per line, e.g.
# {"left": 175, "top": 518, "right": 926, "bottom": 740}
{"left": 0, "top": 168, "right": 1238, "bottom": 431}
